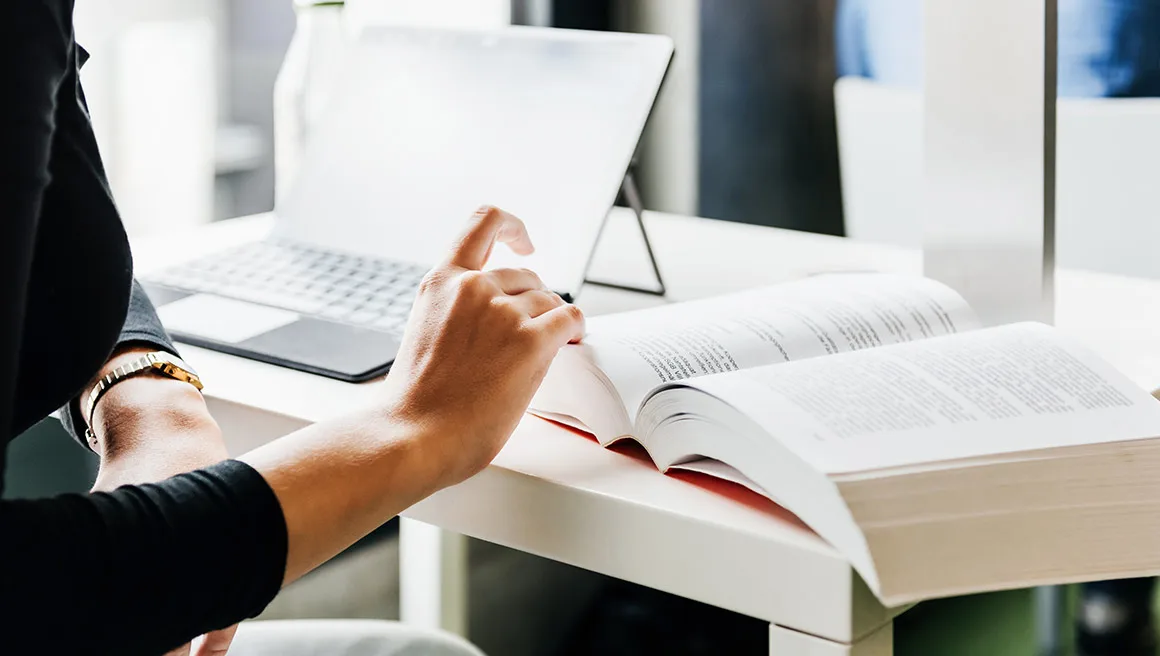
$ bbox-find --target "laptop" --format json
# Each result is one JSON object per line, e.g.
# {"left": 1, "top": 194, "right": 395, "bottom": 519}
{"left": 142, "top": 25, "right": 673, "bottom": 382}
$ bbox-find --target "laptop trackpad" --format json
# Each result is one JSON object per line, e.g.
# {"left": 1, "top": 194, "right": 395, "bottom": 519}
{"left": 159, "top": 295, "right": 299, "bottom": 344}
{"left": 158, "top": 294, "right": 402, "bottom": 381}
{"left": 239, "top": 318, "right": 402, "bottom": 381}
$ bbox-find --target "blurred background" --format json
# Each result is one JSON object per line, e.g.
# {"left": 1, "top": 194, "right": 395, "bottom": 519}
{"left": 8, "top": 1, "right": 1158, "bottom": 654}
{"left": 66, "top": 0, "right": 847, "bottom": 238}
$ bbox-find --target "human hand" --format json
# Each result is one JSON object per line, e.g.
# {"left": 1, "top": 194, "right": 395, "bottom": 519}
{"left": 85, "top": 348, "right": 238, "bottom": 656}
{"left": 381, "top": 206, "right": 585, "bottom": 488}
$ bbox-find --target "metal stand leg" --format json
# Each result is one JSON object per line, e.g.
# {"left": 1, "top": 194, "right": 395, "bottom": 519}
{"left": 584, "top": 169, "right": 668, "bottom": 297}
{"left": 1034, "top": 585, "right": 1068, "bottom": 656}
{"left": 399, "top": 517, "right": 469, "bottom": 637}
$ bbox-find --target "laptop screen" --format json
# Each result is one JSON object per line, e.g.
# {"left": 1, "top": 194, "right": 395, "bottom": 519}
{"left": 278, "top": 25, "right": 673, "bottom": 297}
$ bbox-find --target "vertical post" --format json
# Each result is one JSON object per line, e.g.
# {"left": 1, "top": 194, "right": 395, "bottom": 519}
{"left": 617, "top": 0, "right": 700, "bottom": 216}
{"left": 399, "top": 517, "right": 470, "bottom": 637}
{"left": 926, "top": 2, "right": 1063, "bottom": 652}
{"left": 511, "top": 0, "right": 553, "bottom": 26}
{"left": 923, "top": 0, "right": 1057, "bottom": 326}
{"left": 1034, "top": 585, "right": 1068, "bottom": 656}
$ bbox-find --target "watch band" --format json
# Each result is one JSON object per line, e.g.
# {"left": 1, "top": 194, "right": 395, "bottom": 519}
{"left": 83, "top": 351, "right": 204, "bottom": 448}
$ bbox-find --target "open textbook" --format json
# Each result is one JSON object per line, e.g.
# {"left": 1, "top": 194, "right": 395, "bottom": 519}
{"left": 530, "top": 273, "right": 1160, "bottom": 607}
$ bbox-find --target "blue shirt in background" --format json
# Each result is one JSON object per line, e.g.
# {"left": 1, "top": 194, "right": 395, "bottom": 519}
{"left": 836, "top": 0, "right": 1160, "bottom": 97}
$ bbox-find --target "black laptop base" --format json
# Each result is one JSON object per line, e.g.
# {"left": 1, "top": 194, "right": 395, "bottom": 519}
{"left": 144, "top": 283, "right": 401, "bottom": 383}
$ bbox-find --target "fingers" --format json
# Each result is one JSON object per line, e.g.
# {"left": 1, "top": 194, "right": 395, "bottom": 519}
{"left": 508, "top": 289, "right": 566, "bottom": 318}
{"left": 446, "top": 206, "right": 534, "bottom": 271}
{"left": 529, "top": 302, "right": 586, "bottom": 345}
{"left": 488, "top": 267, "right": 547, "bottom": 295}
{"left": 505, "top": 289, "right": 584, "bottom": 345}
{"left": 192, "top": 625, "right": 239, "bottom": 656}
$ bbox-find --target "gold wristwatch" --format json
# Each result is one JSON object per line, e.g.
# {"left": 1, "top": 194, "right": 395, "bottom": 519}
{"left": 83, "top": 351, "right": 204, "bottom": 447}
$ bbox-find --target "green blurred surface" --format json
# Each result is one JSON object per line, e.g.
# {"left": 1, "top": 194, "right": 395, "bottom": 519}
{"left": 3, "top": 419, "right": 96, "bottom": 499}
{"left": 898, "top": 589, "right": 1040, "bottom": 656}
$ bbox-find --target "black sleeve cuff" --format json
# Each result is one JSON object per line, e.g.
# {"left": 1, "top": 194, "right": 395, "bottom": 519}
{"left": 60, "top": 280, "right": 181, "bottom": 450}
{"left": 188, "top": 459, "right": 290, "bottom": 624}
{"left": 0, "top": 459, "right": 289, "bottom": 654}
{"left": 119, "top": 279, "right": 178, "bottom": 355}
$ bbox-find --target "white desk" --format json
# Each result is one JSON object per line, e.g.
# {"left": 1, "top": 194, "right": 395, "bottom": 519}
{"left": 134, "top": 209, "right": 1160, "bottom": 656}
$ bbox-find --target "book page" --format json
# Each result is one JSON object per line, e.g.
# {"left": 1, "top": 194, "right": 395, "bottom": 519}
{"left": 579, "top": 273, "right": 979, "bottom": 422}
{"left": 689, "top": 323, "right": 1160, "bottom": 473}
{"left": 668, "top": 458, "right": 780, "bottom": 501}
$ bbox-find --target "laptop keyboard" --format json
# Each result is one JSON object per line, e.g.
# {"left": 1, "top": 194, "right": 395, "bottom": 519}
{"left": 147, "top": 239, "right": 429, "bottom": 335}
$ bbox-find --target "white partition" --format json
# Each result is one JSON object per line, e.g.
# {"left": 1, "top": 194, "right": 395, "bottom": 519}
{"left": 74, "top": 0, "right": 224, "bottom": 236}
{"left": 923, "top": 0, "right": 1057, "bottom": 326}
{"left": 113, "top": 21, "right": 217, "bottom": 236}
{"left": 345, "top": 0, "right": 512, "bottom": 30}
{"left": 836, "top": 79, "right": 1160, "bottom": 281}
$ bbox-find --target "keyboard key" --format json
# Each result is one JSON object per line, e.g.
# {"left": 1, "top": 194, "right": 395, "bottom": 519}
{"left": 346, "top": 310, "right": 382, "bottom": 325}
{"left": 383, "top": 303, "right": 411, "bottom": 317}
{"left": 319, "top": 304, "right": 357, "bottom": 320}
{"left": 150, "top": 240, "right": 428, "bottom": 326}
{"left": 268, "top": 294, "right": 328, "bottom": 315}
{"left": 215, "top": 284, "right": 275, "bottom": 306}
{"left": 372, "top": 315, "right": 408, "bottom": 332}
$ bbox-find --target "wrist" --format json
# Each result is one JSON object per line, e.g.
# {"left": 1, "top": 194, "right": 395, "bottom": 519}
{"left": 93, "top": 374, "right": 219, "bottom": 458}
{"left": 373, "top": 402, "right": 477, "bottom": 493}
{"left": 90, "top": 377, "right": 228, "bottom": 491}
{"left": 85, "top": 345, "right": 216, "bottom": 455}
{"left": 354, "top": 401, "right": 441, "bottom": 492}
{"left": 82, "top": 347, "right": 211, "bottom": 453}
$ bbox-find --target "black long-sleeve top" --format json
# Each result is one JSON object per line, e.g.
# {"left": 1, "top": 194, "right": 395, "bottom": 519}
{"left": 0, "top": 2, "right": 288, "bottom": 653}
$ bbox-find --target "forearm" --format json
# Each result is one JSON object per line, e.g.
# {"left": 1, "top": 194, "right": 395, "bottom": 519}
{"left": 239, "top": 408, "right": 444, "bottom": 585}
{"left": 81, "top": 344, "right": 434, "bottom": 588}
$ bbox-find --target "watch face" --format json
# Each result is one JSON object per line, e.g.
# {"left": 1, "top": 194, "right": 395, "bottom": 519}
{"left": 172, "top": 356, "right": 199, "bottom": 378}
{"left": 152, "top": 352, "right": 203, "bottom": 389}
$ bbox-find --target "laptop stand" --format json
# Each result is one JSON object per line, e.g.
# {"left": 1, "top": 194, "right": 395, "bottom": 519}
{"left": 583, "top": 167, "right": 668, "bottom": 297}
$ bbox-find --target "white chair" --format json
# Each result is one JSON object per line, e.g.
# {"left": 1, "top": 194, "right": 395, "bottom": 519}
{"left": 835, "top": 76, "right": 1160, "bottom": 279}
{"left": 230, "top": 620, "right": 484, "bottom": 656}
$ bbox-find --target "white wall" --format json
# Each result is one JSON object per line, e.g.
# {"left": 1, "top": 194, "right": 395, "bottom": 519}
{"left": 73, "top": 0, "right": 226, "bottom": 235}
{"left": 74, "top": 0, "right": 227, "bottom": 141}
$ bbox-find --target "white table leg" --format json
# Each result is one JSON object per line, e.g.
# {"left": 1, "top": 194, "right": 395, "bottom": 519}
{"left": 769, "top": 621, "right": 893, "bottom": 655}
{"left": 399, "top": 517, "right": 469, "bottom": 637}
